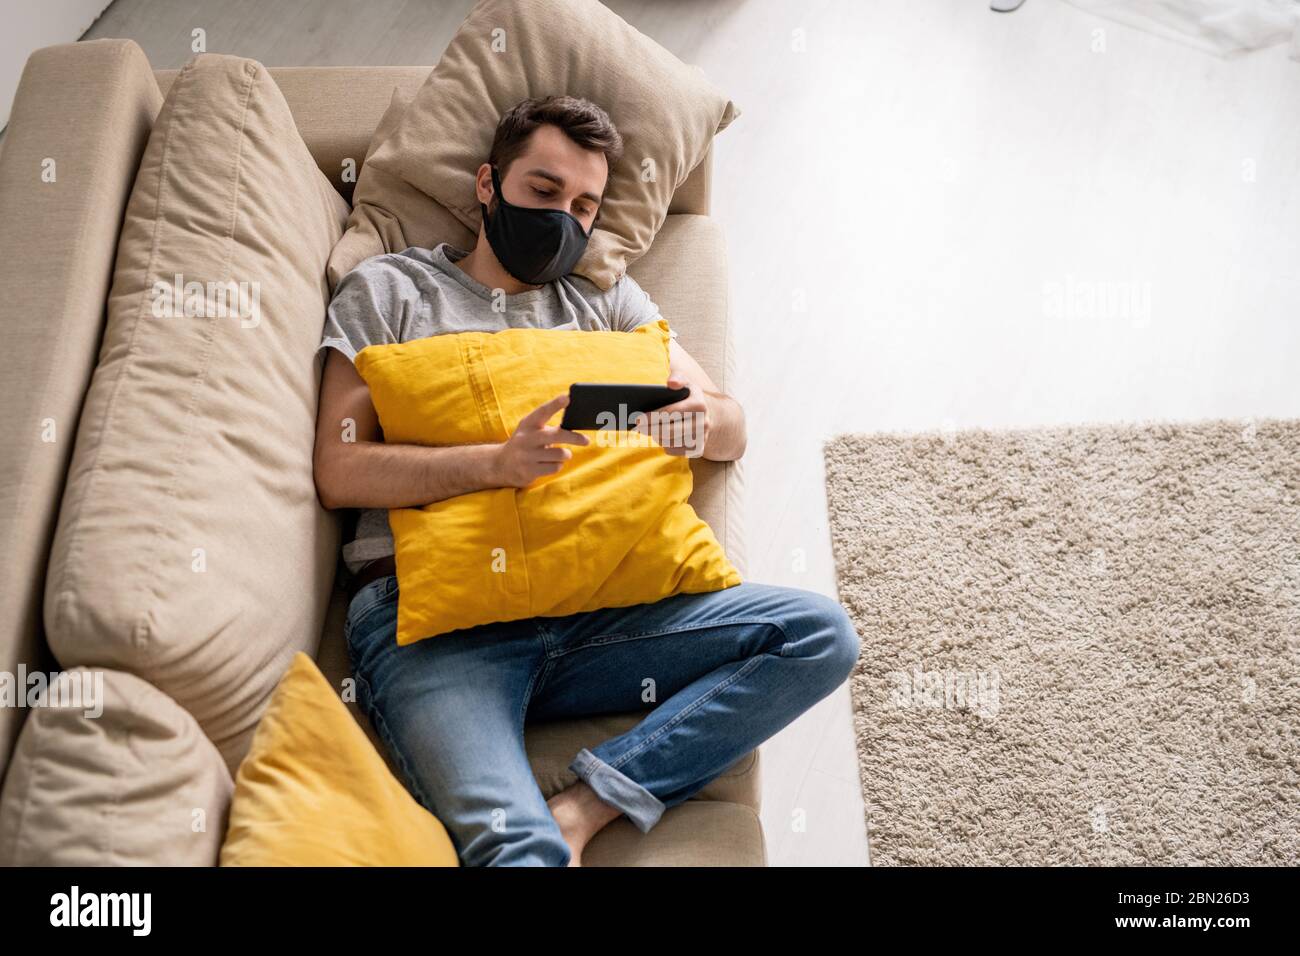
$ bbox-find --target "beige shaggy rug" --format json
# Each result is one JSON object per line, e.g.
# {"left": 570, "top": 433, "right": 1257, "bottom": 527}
{"left": 823, "top": 418, "right": 1299, "bottom": 866}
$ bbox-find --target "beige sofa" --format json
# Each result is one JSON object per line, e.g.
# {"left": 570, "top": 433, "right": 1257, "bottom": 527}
{"left": 0, "top": 39, "right": 761, "bottom": 867}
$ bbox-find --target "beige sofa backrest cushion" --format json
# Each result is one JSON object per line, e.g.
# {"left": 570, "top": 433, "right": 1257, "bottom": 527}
{"left": 326, "top": 89, "right": 478, "bottom": 290}
{"left": 43, "top": 53, "right": 349, "bottom": 776}
{"left": 0, "top": 666, "right": 233, "bottom": 865}
{"left": 337, "top": 0, "right": 739, "bottom": 290}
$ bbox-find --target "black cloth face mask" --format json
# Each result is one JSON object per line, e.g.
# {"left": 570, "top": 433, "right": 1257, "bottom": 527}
{"left": 479, "top": 163, "right": 593, "bottom": 286}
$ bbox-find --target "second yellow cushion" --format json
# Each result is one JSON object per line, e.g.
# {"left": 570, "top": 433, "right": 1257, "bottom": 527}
{"left": 218, "top": 652, "right": 460, "bottom": 866}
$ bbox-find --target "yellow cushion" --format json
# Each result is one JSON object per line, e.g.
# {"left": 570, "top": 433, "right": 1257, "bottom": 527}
{"left": 354, "top": 318, "right": 742, "bottom": 646}
{"left": 218, "top": 652, "right": 459, "bottom": 866}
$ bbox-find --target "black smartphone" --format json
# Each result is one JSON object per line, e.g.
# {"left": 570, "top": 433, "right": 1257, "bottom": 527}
{"left": 560, "top": 382, "right": 691, "bottom": 431}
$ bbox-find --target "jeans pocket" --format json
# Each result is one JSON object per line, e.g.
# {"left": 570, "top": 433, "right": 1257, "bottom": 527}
{"left": 347, "top": 576, "right": 397, "bottom": 634}
{"left": 347, "top": 576, "right": 399, "bottom": 678}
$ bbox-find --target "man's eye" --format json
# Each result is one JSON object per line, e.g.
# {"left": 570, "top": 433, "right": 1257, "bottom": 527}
{"left": 532, "top": 187, "right": 553, "bottom": 197}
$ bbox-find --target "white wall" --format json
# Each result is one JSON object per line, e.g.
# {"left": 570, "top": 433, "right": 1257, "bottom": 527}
{"left": 1, "top": 0, "right": 112, "bottom": 129}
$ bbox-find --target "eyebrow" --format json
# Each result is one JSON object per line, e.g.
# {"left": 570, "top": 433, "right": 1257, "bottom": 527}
{"left": 523, "top": 167, "right": 602, "bottom": 206}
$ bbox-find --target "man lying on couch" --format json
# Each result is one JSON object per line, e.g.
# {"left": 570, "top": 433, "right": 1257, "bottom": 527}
{"left": 312, "top": 94, "right": 861, "bottom": 866}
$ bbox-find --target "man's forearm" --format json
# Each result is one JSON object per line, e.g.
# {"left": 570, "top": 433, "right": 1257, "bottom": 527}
{"left": 316, "top": 441, "right": 501, "bottom": 510}
{"left": 317, "top": 394, "right": 745, "bottom": 509}
{"left": 703, "top": 392, "right": 746, "bottom": 461}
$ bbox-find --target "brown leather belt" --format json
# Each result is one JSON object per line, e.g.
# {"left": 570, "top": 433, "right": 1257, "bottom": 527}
{"left": 348, "top": 555, "right": 396, "bottom": 601}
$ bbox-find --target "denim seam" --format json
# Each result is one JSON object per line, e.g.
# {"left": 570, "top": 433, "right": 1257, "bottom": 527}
{"left": 344, "top": 633, "right": 357, "bottom": 679}
{"left": 363, "top": 678, "right": 438, "bottom": 815}
{"left": 550, "top": 616, "right": 794, "bottom": 658}
{"left": 606, "top": 651, "right": 769, "bottom": 774}
{"left": 519, "top": 656, "right": 553, "bottom": 737}
{"left": 535, "top": 618, "right": 557, "bottom": 658}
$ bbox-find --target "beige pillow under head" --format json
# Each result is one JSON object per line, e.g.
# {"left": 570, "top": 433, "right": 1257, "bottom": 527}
{"left": 326, "top": 88, "right": 477, "bottom": 290}
{"left": 335, "top": 0, "right": 740, "bottom": 290}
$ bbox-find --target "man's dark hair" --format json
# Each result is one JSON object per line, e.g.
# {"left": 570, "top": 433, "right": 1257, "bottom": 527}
{"left": 488, "top": 95, "right": 624, "bottom": 192}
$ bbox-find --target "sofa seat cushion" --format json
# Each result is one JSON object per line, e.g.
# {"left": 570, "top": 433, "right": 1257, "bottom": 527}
{"left": 330, "top": 0, "right": 739, "bottom": 289}
{"left": 583, "top": 800, "right": 766, "bottom": 866}
{"left": 42, "top": 53, "right": 349, "bottom": 776}
{"left": 354, "top": 319, "right": 742, "bottom": 645}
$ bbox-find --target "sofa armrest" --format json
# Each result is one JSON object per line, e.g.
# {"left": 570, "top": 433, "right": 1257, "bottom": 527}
{"left": 626, "top": 214, "right": 748, "bottom": 579}
{"left": 669, "top": 143, "right": 713, "bottom": 216}
{"left": 0, "top": 39, "right": 161, "bottom": 783}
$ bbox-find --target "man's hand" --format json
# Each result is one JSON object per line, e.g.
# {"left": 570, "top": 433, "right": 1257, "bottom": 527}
{"left": 638, "top": 337, "right": 746, "bottom": 461}
{"left": 492, "top": 393, "right": 591, "bottom": 487}
{"left": 632, "top": 375, "right": 712, "bottom": 458}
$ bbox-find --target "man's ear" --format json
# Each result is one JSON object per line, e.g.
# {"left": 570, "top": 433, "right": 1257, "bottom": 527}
{"left": 475, "top": 163, "right": 494, "bottom": 206}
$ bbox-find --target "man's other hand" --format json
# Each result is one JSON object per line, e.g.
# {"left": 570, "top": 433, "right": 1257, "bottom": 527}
{"left": 633, "top": 375, "right": 711, "bottom": 458}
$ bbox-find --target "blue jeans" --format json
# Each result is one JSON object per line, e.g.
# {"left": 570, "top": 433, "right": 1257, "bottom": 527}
{"left": 344, "top": 575, "right": 861, "bottom": 866}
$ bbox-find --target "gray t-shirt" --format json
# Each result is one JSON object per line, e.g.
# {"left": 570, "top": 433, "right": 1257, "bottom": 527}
{"left": 318, "top": 242, "right": 674, "bottom": 577}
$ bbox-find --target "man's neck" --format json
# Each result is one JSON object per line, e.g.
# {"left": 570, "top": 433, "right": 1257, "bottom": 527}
{"left": 455, "top": 240, "right": 543, "bottom": 296}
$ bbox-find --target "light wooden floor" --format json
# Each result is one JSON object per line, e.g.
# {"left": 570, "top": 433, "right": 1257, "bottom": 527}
{"left": 82, "top": 0, "right": 1300, "bottom": 867}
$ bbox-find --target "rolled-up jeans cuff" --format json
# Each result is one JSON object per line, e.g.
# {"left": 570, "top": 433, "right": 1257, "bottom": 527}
{"left": 569, "top": 748, "right": 666, "bottom": 833}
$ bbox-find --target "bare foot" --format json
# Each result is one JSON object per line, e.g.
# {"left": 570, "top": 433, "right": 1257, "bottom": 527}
{"left": 547, "top": 781, "right": 623, "bottom": 867}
